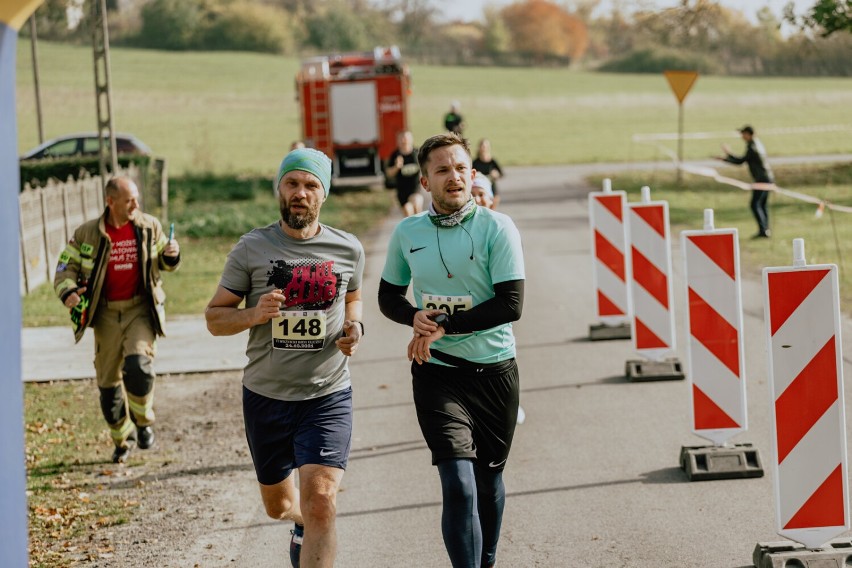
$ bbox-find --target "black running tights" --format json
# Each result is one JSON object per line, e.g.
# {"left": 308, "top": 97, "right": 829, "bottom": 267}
{"left": 437, "top": 459, "right": 505, "bottom": 568}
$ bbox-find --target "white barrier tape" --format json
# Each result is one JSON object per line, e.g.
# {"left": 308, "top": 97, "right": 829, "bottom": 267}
{"left": 632, "top": 124, "right": 852, "bottom": 142}
{"left": 680, "top": 164, "right": 852, "bottom": 215}
{"left": 633, "top": 135, "right": 852, "bottom": 216}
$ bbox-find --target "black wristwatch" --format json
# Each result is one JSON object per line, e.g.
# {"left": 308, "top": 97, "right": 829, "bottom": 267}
{"left": 431, "top": 313, "right": 449, "bottom": 330}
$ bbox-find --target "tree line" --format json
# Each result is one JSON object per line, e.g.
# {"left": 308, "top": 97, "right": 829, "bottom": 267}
{"left": 24, "top": 0, "right": 852, "bottom": 76}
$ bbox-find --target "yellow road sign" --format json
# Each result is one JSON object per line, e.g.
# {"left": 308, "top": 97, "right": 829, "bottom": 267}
{"left": 0, "top": 0, "right": 43, "bottom": 30}
{"left": 664, "top": 70, "right": 699, "bottom": 104}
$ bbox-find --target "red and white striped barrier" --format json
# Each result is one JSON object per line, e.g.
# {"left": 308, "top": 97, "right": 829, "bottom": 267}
{"left": 764, "top": 238, "right": 848, "bottom": 549}
{"left": 626, "top": 186, "right": 675, "bottom": 361}
{"left": 681, "top": 209, "right": 746, "bottom": 445}
{"left": 589, "top": 179, "right": 630, "bottom": 326}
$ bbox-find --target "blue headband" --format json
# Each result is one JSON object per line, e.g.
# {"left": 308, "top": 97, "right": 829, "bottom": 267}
{"left": 275, "top": 148, "right": 332, "bottom": 197}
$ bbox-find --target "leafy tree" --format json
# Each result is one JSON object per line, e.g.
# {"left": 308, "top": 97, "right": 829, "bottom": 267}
{"left": 138, "top": 0, "right": 203, "bottom": 50}
{"left": 392, "top": 0, "right": 439, "bottom": 51}
{"left": 785, "top": 0, "right": 852, "bottom": 37}
{"left": 501, "top": 0, "right": 589, "bottom": 62}
{"left": 482, "top": 4, "right": 511, "bottom": 55}
{"left": 199, "top": 2, "right": 294, "bottom": 53}
{"left": 305, "top": 0, "right": 372, "bottom": 51}
{"left": 25, "top": 0, "right": 90, "bottom": 42}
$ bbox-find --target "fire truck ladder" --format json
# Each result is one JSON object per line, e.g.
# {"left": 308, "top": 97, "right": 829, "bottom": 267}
{"left": 91, "top": 0, "right": 118, "bottom": 191}
{"left": 307, "top": 80, "right": 331, "bottom": 155}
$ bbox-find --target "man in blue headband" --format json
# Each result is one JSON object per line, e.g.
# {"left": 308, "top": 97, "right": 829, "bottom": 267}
{"left": 206, "top": 147, "right": 365, "bottom": 567}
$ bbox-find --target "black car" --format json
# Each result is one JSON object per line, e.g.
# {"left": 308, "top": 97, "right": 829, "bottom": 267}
{"left": 20, "top": 132, "right": 152, "bottom": 161}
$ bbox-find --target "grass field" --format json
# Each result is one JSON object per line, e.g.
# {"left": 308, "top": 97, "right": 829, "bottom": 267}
{"left": 15, "top": 40, "right": 852, "bottom": 174}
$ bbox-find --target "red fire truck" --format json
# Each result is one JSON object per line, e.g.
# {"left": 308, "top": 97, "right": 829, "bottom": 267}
{"left": 295, "top": 46, "right": 411, "bottom": 187}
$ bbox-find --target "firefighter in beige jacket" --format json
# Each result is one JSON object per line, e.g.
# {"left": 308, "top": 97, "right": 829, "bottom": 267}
{"left": 54, "top": 177, "right": 181, "bottom": 463}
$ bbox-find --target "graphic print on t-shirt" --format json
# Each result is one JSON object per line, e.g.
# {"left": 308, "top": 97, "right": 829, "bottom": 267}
{"left": 267, "top": 259, "right": 342, "bottom": 310}
{"left": 267, "top": 258, "right": 342, "bottom": 351}
{"left": 105, "top": 222, "right": 139, "bottom": 301}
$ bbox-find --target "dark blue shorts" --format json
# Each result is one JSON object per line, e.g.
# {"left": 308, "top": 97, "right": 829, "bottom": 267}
{"left": 243, "top": 386, "right": 353, "bottom": 486}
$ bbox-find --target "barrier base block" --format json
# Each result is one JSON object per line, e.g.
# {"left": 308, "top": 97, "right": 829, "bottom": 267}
{"left": 625, "top": 358, "right": 684, "bottom": 381}
{"left": 679, "top": 443, "right": 764, "bottom": 481}
{"left": 753, "top": 538, "right": 852, "bottom": 568}
{"left": 588, "top": 322, "right": 631, "bottom": 341}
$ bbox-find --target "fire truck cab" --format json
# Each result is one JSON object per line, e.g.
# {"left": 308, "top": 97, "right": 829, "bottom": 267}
{"left": 296, "top": 46, "right": 411, "bottom": 188}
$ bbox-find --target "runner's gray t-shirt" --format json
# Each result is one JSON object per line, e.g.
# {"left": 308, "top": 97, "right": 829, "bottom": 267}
{"left": 219, "top": 222, "right": 364, "bottom": 401}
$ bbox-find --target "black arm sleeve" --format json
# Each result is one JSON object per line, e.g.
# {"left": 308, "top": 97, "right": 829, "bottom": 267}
{"left": 445, "top": 279, "right": 524, "bottom": 335}
{"left": 378, "top": 278, "right": 418, "bottom": 327}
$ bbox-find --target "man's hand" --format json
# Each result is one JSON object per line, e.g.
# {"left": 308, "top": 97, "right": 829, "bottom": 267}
{"left": 254, "top": 289, "right": 284, "bottom": 326}
{"left": 408, "top": 325, "right": 445, "bottom": 365}
{"left": 164, "top": 239, "right": 180, "bottom": 257}
{"left": 336, "top": 320, "right": 363, "bottom": 357}
{"left": 395, "top": 155, "right": 404, "bottom": 170}
{"left": 412, "top": 309, "right": 444, "bottom": 337}
{"left": 64, "top": 287, "right": 87, "bottom": 309}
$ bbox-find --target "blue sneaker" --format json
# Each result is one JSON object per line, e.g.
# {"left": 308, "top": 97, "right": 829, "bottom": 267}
{"left": 289, "top": 523, "right": 303, "bottom": 568}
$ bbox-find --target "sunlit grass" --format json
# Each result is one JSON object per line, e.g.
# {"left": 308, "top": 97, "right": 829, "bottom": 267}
{"left": 16, "top": 40, "right": 852, "bottom": 174}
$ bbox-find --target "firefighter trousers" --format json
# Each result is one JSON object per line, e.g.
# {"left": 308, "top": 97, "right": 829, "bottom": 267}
{"left": 92, "top": 296, "right": 157, "bottom": 448}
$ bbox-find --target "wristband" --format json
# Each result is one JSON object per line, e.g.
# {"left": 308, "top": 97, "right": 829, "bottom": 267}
{"left": 352, "top": 321, "right": 365, "bottom": 335}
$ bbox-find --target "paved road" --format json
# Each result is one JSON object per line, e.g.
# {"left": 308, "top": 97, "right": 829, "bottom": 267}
{"left": 22, "top": 156, "right": 852, "bottom": 567}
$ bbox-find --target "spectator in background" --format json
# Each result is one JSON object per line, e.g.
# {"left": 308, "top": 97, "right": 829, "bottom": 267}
{"left": 386, "top": 130, "right": 423, "bottom": 217}
{"left": 473, "top": 139, "right": 505, "bottom": 209}
{"left": 443, "top": 101, "right": 465, "bottom": 136}
{"left": 471, "top": 172, "right": 495, "bottom": 209}
{"left": 716, "top": 125, "right": 775, "bottom": 238}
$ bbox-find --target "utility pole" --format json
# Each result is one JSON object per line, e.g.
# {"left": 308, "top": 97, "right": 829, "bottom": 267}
{"left": 29, "top": 15, "right": 44, "bottom": 144}
{"left": 91, "top": 0, "right": 117, "bottom": 190}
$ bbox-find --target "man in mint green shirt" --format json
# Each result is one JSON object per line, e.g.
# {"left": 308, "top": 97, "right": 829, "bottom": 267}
{"left": 378, "top": 132, "right": 525, "bottom": 568}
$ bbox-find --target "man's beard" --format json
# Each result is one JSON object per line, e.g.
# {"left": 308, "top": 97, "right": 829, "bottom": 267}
{"left": 280, "top": 199, "right": 319, "bottom": 229}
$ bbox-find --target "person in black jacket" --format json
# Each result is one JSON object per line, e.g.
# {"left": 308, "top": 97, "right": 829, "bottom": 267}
{"left": 472, "top": 139, "right": 504, "bottom": 209}
{"left": 716, "top": 125, "right": 775, "bottom": 238}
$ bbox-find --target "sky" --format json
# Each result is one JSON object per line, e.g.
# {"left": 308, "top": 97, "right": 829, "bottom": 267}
{"left": 435, "top": 0, "right": 814, "bottom": 25}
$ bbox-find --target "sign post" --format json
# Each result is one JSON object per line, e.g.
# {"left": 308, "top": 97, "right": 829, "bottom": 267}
{"left": 663, "top": 70, "right": 698, "bottom": 185}
{"left": 1, "top": 3, "right": 46, "bottom": 565}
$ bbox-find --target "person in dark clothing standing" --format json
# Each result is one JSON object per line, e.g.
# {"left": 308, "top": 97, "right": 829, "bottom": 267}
{"left": 386, "top": 130, "right": 423, "bottom": 217}
{"left": 716, "top": 125, "right": 775, "bottom": 238}
{"left": 472, "top": 138, "right": 505, "bottom": 209}
{"left": 443, "top": 101, "right": 465, "bottom": 135}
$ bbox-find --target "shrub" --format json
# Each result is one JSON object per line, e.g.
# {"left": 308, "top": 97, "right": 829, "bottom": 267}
{"left": 597, "top": 47, "right": 723, "bottom": 75}
{"left": 199, "top": 3, "right": 294, "bottom": 54}
{"left": 169, "top": 174, "right": 267, "bottom": 203}
{"left": 20, "top": 155, "right": 152, "bottom": 190}
{"left": 137, "top": 0, "right": 203, "bottom": 50}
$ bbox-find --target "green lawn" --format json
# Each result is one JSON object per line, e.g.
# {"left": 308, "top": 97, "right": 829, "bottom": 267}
{"left": 16, "top": 40, "right": 852, "bottom": 174}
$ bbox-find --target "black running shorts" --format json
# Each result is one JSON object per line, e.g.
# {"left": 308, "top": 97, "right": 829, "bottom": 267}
{"left": 411, "top": 359, "right": 519, "bottom": 471}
